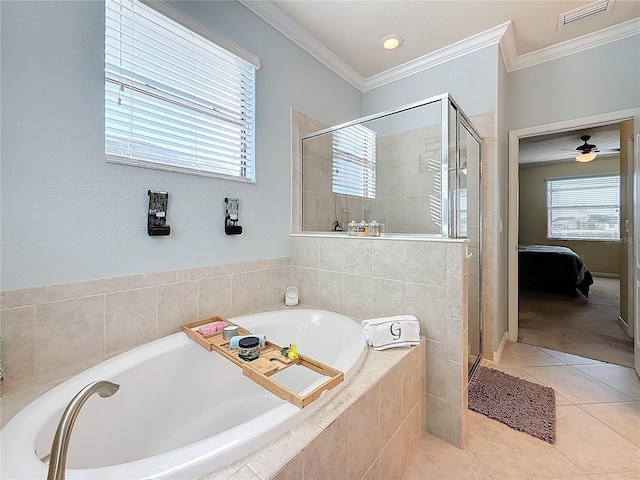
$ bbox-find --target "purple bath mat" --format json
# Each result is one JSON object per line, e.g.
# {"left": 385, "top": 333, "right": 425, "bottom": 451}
{"left": 469, "top": 366, "right": 556, "bottom": 444}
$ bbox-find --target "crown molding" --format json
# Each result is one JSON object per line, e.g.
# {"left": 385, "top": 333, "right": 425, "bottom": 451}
{"left": 363, "top": 22, "right": 512, "bottom": 92}
{"left": 238, "top": 0, "right": 366, "bottom": 90}
{"left": 240, "top": 1, "right": 640, "bottom": 91}
{"left": 499, "top": 21, "right": 518, "bottom": 72}
{"left": 504, "top": 17, "right": 640, "bottom": 72}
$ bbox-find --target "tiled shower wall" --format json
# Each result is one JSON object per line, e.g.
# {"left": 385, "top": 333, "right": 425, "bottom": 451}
{"left": 290, "top": 234, "right": 469, "bottom": 447}
{"left": 300, "top": 122, "right": 443, "bottom": 234}
{"left": 0, "top": 258, "right": 290, "bottom": 423}
{"left": 365, "top": 124, "right": 443, "bottom": 234}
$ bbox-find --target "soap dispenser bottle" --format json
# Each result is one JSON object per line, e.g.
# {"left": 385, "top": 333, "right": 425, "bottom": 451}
{"left": 357, "top": 220, "right": 369, "bottom": 237}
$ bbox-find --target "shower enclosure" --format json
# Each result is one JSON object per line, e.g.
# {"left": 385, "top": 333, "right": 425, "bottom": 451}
{"left": 300, "top": 93, "right": 483, "bottom": 379}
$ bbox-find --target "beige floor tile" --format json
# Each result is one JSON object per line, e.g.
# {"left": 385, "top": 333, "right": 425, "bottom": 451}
{"left": 402, "top": 345, "right": 640, "bottom": 480}
{"left": 534, "top": 477, "right": 590, "bottom": 480}
{"left": 554, "top": 405, "right": 640, "bottom": 475}
{"left": 499, "top": 342, "right": 566, "bottom": 367}
{"left": 579, "top": 402, "right": 640, "bottom": 447}
{"left": 481, "top": 360, "right": 541, "bottom": 383}
{"left": 588, "top": 473, "right": 640, "bottom": 479}
{"left": 480, "top": 361, "right": 572, "bottom": 409}
{"left": 523, "top": 366, "right": 634, "bottom": 405}
{"left": 572, "top": 364, "right": 640, "bottom": 400}
{"left": 532, "top": 475, "right": 591, "bottom": 480}
{"left": 403, "top": 434, "right": 491, "bottom": 480}
{"left": 465, "top": 410, "right": 583, "bottom": 479}
{"left": 555, "top": 392, "right": 574, "bottom": 406}
{"left": 535, "top": 347, "right": 604, "bottom": 366}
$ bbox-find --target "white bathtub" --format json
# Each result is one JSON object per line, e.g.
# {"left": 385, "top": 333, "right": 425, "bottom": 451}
{"left": 1, "top": 309, "right": 367, "bottom": 479}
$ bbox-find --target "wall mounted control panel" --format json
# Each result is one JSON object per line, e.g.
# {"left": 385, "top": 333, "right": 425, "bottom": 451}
{"left": 148, "top": 190, "right": 171, "bottom": 236}
{"left": 225, "top": 197, "right": 242, "bottom": 235}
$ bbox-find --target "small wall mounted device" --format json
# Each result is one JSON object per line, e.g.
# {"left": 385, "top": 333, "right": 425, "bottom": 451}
{"left": 147, "top": 190, "right": 171, "bottom": 236}
{"left": 225, "top": 197, "right": 242, "bottom": 235}
{"left": 285, "top": 286, "right": 299, "bottom": 306}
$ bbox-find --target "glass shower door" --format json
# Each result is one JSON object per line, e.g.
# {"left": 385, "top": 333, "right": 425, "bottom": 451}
{"left": 450, "top": 110, "right": 482, "bottom": 379}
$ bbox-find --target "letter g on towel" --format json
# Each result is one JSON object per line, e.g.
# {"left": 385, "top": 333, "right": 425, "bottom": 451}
{"left": 390, "top": 322, "right": 401, "bottom": 340}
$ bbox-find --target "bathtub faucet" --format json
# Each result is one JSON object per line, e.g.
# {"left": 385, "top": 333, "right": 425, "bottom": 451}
{"left": 47, "top": 380, "right": 120, "bottom": 480}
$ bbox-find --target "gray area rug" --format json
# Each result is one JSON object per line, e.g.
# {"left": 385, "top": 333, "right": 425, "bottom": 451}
{"left": 469, "top": 366, "right": 556, "bottom": 444}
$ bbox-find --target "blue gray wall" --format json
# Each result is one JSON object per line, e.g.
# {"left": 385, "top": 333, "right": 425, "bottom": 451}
{"left": 506, "top": 35, "right": 640, "bottom": 131}
{"left": 0, "top": 0, "right": 361, "bottom": 289}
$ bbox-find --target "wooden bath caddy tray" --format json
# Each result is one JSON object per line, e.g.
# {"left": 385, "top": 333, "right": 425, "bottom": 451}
{"left": 181, "top": 316, "right": 343, "bottom": 408}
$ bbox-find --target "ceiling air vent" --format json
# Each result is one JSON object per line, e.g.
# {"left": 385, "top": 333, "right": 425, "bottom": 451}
{"left": 558, "top": 0, "right": 615, "bottom": 29}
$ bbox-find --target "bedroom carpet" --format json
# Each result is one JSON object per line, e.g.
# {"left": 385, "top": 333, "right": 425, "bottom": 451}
{"left": 518, "top": 276, "right": 634, "bottom": 368}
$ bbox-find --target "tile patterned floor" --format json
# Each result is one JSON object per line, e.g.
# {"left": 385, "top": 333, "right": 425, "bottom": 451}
{"left": 403, "top": 342, "right": 640, "bottom": 480}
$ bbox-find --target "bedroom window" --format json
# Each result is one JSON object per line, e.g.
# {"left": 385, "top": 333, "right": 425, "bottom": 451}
{"left": 546, "top": 175, "right": 620, "bottom": 241}
{"left": 105, "top": 0, "right": 259, "bottom": 181}
{"left": 332, "top": 124, "right": 376, "bottom": 198}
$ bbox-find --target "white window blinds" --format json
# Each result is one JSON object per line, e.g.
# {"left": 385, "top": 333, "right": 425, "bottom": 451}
{"left": 105, "top": 0, "right": 257, "bottom": 181}
{"left": 546, "top": 175, "right": 620, "bottom": 241}
{"left": 332, "top": 125, "right": 376, "bottom": 198}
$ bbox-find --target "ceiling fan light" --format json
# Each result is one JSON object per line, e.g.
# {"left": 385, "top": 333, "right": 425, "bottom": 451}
{"left": 576, "top": 152, "right": 597, "bottom": 162}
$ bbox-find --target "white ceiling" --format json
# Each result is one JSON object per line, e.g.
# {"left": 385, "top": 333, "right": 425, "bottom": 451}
{"left": 243, "top": 1, "right": 637, "bottom": 162}
{"left": 519, "top": 124, "right": 621, "bottom": 165}
{"left": 269, "top": 0, "right": 640, "bottom": 79}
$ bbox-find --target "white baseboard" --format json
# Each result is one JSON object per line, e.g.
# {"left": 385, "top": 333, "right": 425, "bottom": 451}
{"left": 493, "top": 331, "right": 509, "bottom": 363}
{"left": 618, "top": 315, "right": 629, "bottom": 330}
{"left": 617, "top": 315, "right": 634, "bottom": 339}
{"left": 592, "top": 272, "right": 621, "bottom": 278}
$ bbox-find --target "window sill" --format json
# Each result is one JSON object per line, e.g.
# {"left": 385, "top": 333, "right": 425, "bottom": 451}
{"left": 106, "top": 155, "right": 256, "bottom": 184}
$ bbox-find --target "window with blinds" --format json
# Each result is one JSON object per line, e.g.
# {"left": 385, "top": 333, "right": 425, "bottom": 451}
{"left": 546, "top": 175, "right": 620, "bottom": 241}
{"left": 105, "top": 0, "right": 258, "bottom": 181}
{"left": 332, "top": 125, "right": 376, "bottom": 198}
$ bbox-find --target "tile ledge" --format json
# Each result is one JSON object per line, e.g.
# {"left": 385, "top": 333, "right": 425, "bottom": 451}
{"left": 291, "top": 233, "right": 468, "bottom": 243}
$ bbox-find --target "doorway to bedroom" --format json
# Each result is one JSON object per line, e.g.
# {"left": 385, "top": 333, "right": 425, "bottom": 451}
{"left": 513, "top": 119, "right": 635, "bottom": 368}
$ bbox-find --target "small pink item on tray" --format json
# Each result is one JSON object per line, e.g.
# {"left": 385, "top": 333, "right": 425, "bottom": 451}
{"left": 197, "top": 321, "right": 229, "bottom": 335}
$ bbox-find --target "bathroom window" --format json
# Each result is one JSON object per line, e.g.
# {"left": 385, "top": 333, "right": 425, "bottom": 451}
{"left": 105, "top": 0, "right": 259, "bottom": 181}
{"left": 547, "top": 175, "right": 620, "bottom": 241}
{"left": 332, "top": 124, "right": 376, "bottom": 198}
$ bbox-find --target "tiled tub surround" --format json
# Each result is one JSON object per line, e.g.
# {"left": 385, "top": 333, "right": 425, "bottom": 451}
{"left": 290, "top": 234, "right": 469, "bottom": 448}
{"left": 0, "top": 257, "right": 290, "bottom": 425}
{"left": 204, "top": 338, "right": 426, "bottom": 480}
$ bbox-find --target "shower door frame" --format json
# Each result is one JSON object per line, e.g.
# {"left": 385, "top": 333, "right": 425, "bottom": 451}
{"left": 446, "top": 98, "right": 483, "bottom": 380}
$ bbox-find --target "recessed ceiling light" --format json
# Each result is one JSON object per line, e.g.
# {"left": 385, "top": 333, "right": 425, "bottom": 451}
{"left": 380, "top": 34, "right": 403, "bottom": 50}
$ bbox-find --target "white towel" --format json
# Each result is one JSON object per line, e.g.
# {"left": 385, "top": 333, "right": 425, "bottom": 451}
{"left": 361, "top": 315, "right": 420, "bottom": 350}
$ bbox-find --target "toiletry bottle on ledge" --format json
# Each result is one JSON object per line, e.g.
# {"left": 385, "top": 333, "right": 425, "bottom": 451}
{"left": 357, "top": 220, "right": 369, "bottom": 237}
{"left": 347, "top": 220, "right": 358, "bottom": 236}
{"left": 369, "top": 220, "right": 380, "bottom": 237}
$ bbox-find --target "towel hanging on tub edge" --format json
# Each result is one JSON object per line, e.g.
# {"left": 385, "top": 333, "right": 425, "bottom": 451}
{"left": 361, "top": 315, "right": 420, "bottom": 351}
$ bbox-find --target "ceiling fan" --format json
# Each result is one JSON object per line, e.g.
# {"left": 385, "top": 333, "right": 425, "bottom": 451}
{"left": 564, "top": 135, "right": 620, "bottom": 162}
